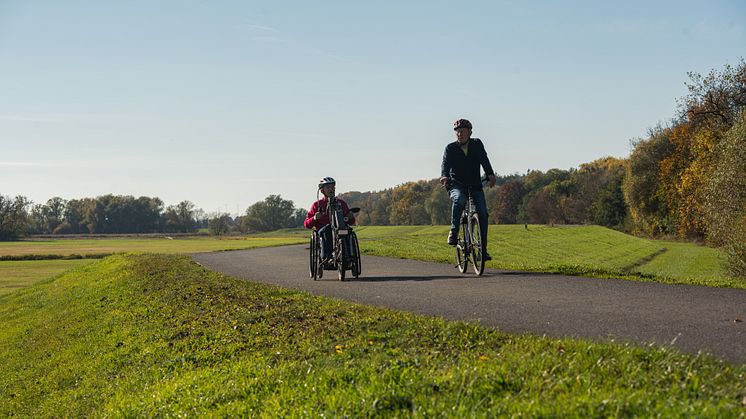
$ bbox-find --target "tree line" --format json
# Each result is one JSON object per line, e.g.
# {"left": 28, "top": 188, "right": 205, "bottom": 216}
{"left": 0, "top": 193, "right": 309, "bottom": 239}
{"left": 339, "top": 156, "right": 628, "bottom": 229}
{"left": 0, "top": 195, "right": 204, "bottom": 238}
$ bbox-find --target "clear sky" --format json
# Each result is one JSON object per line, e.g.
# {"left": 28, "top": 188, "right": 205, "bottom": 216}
{"left": 1, "top": 1, "right": 744, "bottom": 215}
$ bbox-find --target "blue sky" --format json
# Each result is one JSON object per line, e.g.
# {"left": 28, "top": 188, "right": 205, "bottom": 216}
{"left": 1, "top": 1, "right": 744, "bottom": 215}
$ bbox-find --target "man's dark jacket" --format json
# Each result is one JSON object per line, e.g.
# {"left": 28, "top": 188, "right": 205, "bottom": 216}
{"left": 441, "top": 138, "right": 495, "bottom": 190}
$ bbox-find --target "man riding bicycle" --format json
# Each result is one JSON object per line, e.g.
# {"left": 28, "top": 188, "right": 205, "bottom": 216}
{"left": 439, "top": 118, "right": 497, "bottom": 260}
{"left": 304, "top": 177, "right": 356, "bottom": 264}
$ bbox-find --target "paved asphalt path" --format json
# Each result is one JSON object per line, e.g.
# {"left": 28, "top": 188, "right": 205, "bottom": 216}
{"left": 193, "top": 245, "right": 746, "bottom": 364}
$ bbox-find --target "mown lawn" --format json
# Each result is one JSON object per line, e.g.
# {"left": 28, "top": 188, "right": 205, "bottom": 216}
{"left": 0, "top": 235, "right": 306, "bottom": 292}
{"left": 0, "top": 226, "right": 739, "bottom": 292}
{"left": 354, "top": 225, "right": 741, "bottom": 288}
{"left": 0, "top": 259, "right": 95, "bottom": 297}
{"left": 1, "top": 254, "right": 743, "bottom": 417}
{"left": 0, "top": 235, "right": 306, "bottom": 257}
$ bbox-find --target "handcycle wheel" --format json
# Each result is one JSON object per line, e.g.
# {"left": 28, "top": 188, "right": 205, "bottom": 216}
{"left": 337, "top": 238, "right": 347, "bottom": 281}
{"left": 455, "top": 219, "right": 469, "bottom": 273}
{"left": 309, "top": 232, "right": 318, "bottom": 280}
{"left": 471, "top": 214, "right": 485, "bottom": 276}
{"left": 351, "top": 231, "right": 361, "bottom": 278}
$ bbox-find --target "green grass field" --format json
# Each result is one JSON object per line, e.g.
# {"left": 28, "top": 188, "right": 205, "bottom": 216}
{"left": 0, "top": 235, "right": 305, "bottom": 257}
{"left": 0, "top": 259, "right": 94, "bottom": 297}
{"left": 0, "top": 226, "right": 740, "bottom": 293}
{"left": 1, "top": 254, "right": 743, "bottom": 416}
{"left": 353, "top": 225, "right": 740, "bottom": 288}
{"left": 0, "top": 235, "right": 306, "bottom": 295}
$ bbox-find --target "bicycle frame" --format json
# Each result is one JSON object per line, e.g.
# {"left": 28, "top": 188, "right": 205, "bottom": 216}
{"left": 448, "top": 178, "right": 487, "bottom": 276}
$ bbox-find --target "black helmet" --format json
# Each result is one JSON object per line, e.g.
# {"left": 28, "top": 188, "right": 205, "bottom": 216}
{"left": 453, "top": 118, "right": 472, "bottom": 130}
{"left": 318, "top": 176, "right": 336, "bottom": 189}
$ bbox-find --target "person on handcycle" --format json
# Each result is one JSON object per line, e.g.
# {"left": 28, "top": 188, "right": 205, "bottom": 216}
{"left": 439, "top": 118, "right": 497, "bottom": 260}
{"left": 304, "top": 177, "right": 356, "bottom": 265}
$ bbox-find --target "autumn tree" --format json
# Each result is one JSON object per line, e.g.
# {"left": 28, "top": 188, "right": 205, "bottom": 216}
{"left": 704, "top": 110, "right": 746, "bottom": 277}
{"left": 492, "top": 180, "right": 524, "bottom": 224}
{"left": 424, "top": 186, "right": 451, "bottom": 225}
{"left": 524, "top": 188, "right": 560, "bottom": 224}
{"left": 683, "top": 59, "right": 746, "bottom": 130}
{"left": 623, "top": 127, "right": 677, "bottom": 236}
{"left": 389, "top": 181, "right": 431, "bottom": 225}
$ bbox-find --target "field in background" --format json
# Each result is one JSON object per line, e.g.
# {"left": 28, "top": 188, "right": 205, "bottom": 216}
{"left": 0, "top": 259, "right": 94, "bottom": 297}
{"left": 0, "top": 225, "right": 740, "bottom": 294}
{"left": 353, "top": 225, "right": 739, "bottom": 288}
{"left": 2, "top": 254, "right": 743, "bottom": 416}
{"left": 0, "top": 235, "right": 305, "bottom": 257}
{"left": 0, "top": 235, "right": 306, "bottom": 293}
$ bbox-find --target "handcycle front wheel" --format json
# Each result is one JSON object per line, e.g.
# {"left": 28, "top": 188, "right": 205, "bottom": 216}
{"left": 309, "top": 232, "right": 319, "bottom": 280}
{"left": 470, "top": 214, "right": 485, "bottom": 276}
{"left": 337, "top": 237, "right": 347, "bottom": 281}
{"left": 351, "top": 231, "right": 361, "bottom": 278}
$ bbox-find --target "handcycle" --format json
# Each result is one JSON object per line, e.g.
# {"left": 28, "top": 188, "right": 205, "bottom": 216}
{"left": 309, "top": 197, "right": 361, "bottom": 281}
{"left": 446, "top": 177, "right": 489, "bottom": 276}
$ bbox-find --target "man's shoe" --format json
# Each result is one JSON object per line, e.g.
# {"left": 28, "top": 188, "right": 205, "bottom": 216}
{"left": 483, "top": 252, "right": 492, "bottom": 261}
{"left": 447, "top": 232, "right": 458, "bottom": 246}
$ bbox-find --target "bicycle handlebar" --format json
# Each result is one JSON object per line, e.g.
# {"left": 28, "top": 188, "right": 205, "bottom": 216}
{"left": 445, "top": 176, "right": 491, "bottom": 189}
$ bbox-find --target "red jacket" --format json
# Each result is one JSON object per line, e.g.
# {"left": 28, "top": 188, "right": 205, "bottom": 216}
{"left": 304, "top": 197, "right": 354, "bottom": 230}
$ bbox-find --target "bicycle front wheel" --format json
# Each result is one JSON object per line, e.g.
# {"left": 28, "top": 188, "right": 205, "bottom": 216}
{"left": 455, "top": 219, "right": 469, "bottom": 273}
{"left": 470, "top": 214, "right": 485, "bottom": 276}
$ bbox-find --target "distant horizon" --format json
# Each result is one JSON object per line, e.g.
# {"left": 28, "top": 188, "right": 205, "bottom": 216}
{"left": 2, "top": 1, "right": 744, "bottom": 215}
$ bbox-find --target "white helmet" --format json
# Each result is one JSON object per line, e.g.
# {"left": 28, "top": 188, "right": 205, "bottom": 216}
{"left": 318, "top": 176, "right": 336, "bottom": 189}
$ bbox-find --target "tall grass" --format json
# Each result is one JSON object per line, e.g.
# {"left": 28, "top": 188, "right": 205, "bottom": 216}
{"left": 1, "top": 254, "right": 743, "bottom": 416}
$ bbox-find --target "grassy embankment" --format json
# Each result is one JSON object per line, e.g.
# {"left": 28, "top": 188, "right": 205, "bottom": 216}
{"left": 1, "top": 254, "right": 744, "bottom": 416}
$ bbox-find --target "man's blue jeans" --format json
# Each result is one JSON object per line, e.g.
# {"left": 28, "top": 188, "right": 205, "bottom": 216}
{"left": 449, "top": 187, "right": 489, "bottom": 250}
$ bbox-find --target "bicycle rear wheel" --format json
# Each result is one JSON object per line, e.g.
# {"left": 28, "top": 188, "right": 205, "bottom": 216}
{"left": 455, "top": 218, "right": 469, "bottom": 273}
{"left": 470, "top": 214, "right": 485, "bottom": 276}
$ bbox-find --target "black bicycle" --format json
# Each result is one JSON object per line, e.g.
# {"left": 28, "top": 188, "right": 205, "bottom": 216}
{"left": 448, "top": 178, "right": 487, "bottom": 276}
{"left": 309, "top": 198, "right": 361, "bottom": 281}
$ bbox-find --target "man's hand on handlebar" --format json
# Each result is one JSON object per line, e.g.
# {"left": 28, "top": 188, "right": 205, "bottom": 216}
{"left": 314, "top": 212, "right": 322, "bottom": 220}
{"left": 441, "top": 175, "right": 496, "bottom": 188}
